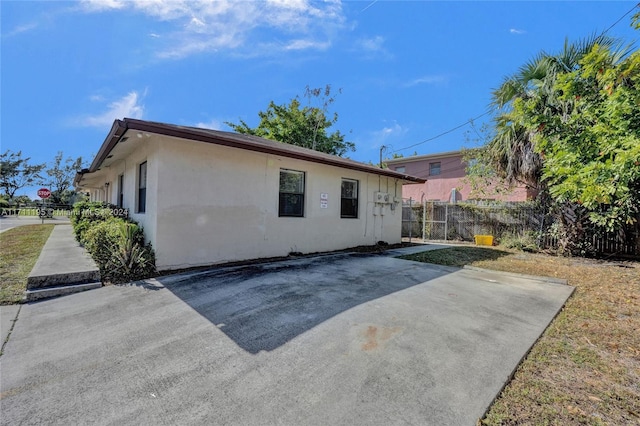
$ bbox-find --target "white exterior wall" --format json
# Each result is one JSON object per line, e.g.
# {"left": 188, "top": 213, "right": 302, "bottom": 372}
{"left": 154, "top": 136, "right": 402, "bottom": 270}
{"left": 81, "top": 135, "right": 404, "bottom": 271}
{"left": 81, "top": 139, "right": 158, "bottom": 248}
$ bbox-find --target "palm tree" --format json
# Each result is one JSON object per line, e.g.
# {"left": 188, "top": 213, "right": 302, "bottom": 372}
{"left": 486, "top": 34, "right": 633, "bottom": 254}
{"left": 486, "top": 34, "right": 628, "bottom": 191}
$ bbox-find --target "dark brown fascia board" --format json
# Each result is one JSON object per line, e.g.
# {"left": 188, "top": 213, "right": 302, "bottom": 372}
{"left": 89, "top": 119, "right": 128, "bottom": 172}
{"left": 86, "top": 118, "right": 425, "bottom": 184}
{"left": 74, "top": 120, "right": 127, "bottom": 186}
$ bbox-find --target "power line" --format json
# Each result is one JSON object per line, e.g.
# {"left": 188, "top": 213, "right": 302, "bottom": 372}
{"left": 389, "top": 3, "right": 639, "bottom": 156}
{"left": 389, "top": 111, "right": 490, "bottom": 153}
{"left": 601, "top": 2, "right": 639, "bottom": 36}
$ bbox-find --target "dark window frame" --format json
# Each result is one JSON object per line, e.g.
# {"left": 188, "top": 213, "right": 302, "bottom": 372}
{"left": 279, "top": 169, "right": 305, "bottom": 217}
{"left": 117, "top": 174, "right": 124, "bottom": 208}
{"left": 138, "top": 161, "right": 147, "bottom": 213}
{"left": 429, "top": 162, "right": 441, "bottom": 176}
{"left": 340, "top": 178, "right": 359, "bottom": 219}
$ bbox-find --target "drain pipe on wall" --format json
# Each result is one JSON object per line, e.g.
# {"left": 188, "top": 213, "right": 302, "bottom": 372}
{"left": 421, "top": 192, "right": 426, "bottom": 241}
{"left": 408, "top": 197, "right": 412, "bottom": 243}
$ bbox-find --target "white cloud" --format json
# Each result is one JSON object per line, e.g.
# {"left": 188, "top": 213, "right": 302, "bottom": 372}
{"left": 4, "top": 22, "right": 38, "bottom": 37}
{"left": 284, "top": 39, "right": 331, "bottom": 51}
{"left": 510, "top": 28, "right": 526, "bottom": 35}
{"left": 370, "top": 121, "right": 408, "bottom": 146}
{"left": 80, "top": 0, "right": 346, "bottom": 59}
{"left": 352, "top": 35, "right": 391, "bottom": 59}
{"left": 404, "top": 75, "right": 448, "bottom": 87}
{"left": 80, "top": 0, "right": 126, "bottom": 12}
{"left": 357, "top": 35, "right": 384, "bottom": 52}
{"left": 195, "top": 119, "right": 223, "bottom": 130}
{"left": 77, "top": 91, "right": 144, "bottom": 127}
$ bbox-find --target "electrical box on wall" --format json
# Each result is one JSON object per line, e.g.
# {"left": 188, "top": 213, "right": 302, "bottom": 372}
{"left": 374, "top": 192, "right": 390, "bottom": 204}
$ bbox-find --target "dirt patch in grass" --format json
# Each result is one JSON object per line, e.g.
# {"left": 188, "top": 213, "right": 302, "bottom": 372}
{"left": 0, "top": 225, "right": 54, "bottom": 304}
{"left": 403, "top": 246, "right": 640, "bottom": 425}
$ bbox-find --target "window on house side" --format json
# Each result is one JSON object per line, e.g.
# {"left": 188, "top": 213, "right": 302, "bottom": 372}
{"left": 279, "top": 169, "right": 305, "bottom": 217}
{"left": 429, "top": 162, "right": 441, "bottom": 176}
{"left": 395, "top": 166, "right": 405, "bottom": 173}
{"left": 340, "top": 179, "right": 358, "bottom": 218}
{"left": 138, "top": 162, "right": 147, "bottom": 213}
{"left": 117, "top": 174, "right": 124, "bottom": 208}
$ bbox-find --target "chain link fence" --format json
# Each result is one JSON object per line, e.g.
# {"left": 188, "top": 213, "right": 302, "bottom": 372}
{"left": 401, "top": 200, "right": 639, "bottom": 258}
{"left": 402, "top": 200, "right": 544, "bottom": 242}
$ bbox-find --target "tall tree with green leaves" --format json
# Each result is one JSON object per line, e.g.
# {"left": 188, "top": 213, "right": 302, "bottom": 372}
{"left": 0, "top": 150, "right": 46, "bottom": 200}
{"left": 483, "top": 19, "right": 639, "bottom": 254}
{"left": 531, "top": 44, "right": 640, "bottom": 230}
{"left": 45, "top": 152, "right": 85, "bottom": 204}
{"left": 487, "top": 34, "right": 625, "bottom": 191}
{"left": 226, "top": 85, "right": 355, "bottom": 157}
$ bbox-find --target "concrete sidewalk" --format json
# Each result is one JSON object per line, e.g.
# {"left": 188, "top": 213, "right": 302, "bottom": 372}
{"left": 25, "top": 224, "right": 101, "bottom": 301}
{"left": 0, "top": 305, "right": 20, "bottom": 348}
{"left": 0, "top": 216, "right": 71, "bottom": 234}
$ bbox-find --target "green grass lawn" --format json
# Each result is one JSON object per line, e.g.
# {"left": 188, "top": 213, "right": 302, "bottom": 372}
{"left": 0, "top": 225, "right": 54, "bottom": 304}
{"left": 401, "top": 246, "right": 640, "bottom": 425}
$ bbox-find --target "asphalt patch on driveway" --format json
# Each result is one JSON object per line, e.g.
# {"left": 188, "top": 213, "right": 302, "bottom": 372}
{"left": 0, "top": 253, "right": 574, "bottom": 425}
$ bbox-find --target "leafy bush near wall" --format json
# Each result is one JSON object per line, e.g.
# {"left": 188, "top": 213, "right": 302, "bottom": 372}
{"left": 70, "top": 201, "right": 156, "bottom": 283}
{"left": 70, "top": 201, "right": 115, "bottom": 243}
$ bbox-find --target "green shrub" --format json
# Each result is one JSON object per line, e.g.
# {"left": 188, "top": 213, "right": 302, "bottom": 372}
{"left": 499, "top": 231, "right": 540, "bottom": 252}
{"left": 71, "top": 201, "right": 115, "bottom": 243}
{"left": 83, "top": 218, "right": 122, "bottom": 271}
{"left": 71, "top": 201, "right": 156, "bottom": 283}
{"left": 110, "top": 223, "right": 156, "bottom": 283}
{"left": 82, "top": 217, "right": 155, "bottom": 284}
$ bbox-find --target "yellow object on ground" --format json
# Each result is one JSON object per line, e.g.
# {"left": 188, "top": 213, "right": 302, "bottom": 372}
{"left": 474, "top": 235, "right": 494, "bottom": 246}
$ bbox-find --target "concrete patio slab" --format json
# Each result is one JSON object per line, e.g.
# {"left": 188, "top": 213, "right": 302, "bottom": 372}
{"left": 0, "top": 253, "right": 574, "bottom": 425}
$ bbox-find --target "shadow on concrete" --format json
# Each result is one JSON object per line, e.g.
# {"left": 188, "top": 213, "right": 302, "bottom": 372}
{"left": 156, "top": 252, "right": 455, "bottom": 354}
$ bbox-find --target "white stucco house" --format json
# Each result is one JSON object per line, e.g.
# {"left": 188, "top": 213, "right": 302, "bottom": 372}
{"left": 75, "top": 118, "right": 425, "bottom": 271}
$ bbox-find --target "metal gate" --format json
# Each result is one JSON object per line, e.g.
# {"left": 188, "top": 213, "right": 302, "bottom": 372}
{"left": 401, "top": 198, "right": 422, "bottom": 239}
{"left": 423, "top": 202, "right": 450, "bottom": 240}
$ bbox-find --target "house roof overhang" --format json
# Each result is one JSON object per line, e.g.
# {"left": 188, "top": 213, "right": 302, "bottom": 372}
{"left": 75, "top": 118, "right": 426, "bottom": 187}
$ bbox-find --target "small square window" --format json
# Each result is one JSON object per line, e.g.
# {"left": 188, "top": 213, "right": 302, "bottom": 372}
{"left": 279, "top": 169, "right": 305, "bottom": 217}
{"left": 340, "top": 179, "right": 358, "bottom": 218}
{"left": 395, "top": 166, "right": 406, "bottom": 173}
{"left": 429, "top": 162, "right": 441, "bottom": 176}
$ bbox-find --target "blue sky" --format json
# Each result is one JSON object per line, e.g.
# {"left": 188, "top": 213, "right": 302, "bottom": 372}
{"left": 2, "top": 1, "right": 638, "bottom": 198}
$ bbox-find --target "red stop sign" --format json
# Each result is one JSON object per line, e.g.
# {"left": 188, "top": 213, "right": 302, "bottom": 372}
{"left": 37, "top": 188, "right": 51, "bottom": 199}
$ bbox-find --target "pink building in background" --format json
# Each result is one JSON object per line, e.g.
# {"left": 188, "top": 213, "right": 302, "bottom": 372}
{"left": 385, "top": 150, "right": 536, "bottom": 203}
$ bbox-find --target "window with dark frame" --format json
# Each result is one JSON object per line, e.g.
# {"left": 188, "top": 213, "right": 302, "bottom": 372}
{"left": 117, "top": 174, "right": 124, "bottom": 208}
{"left": 429, "top": 162, "right": 441, "bottom": 176}
{"left": 340, "top": 178, "right": 358, "bottom": 218}
{"left": 279, "top": 169, "right": 305, "bottom": 217}
{"left": 138, "top": 162, "right": 147, "bottom": 213}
